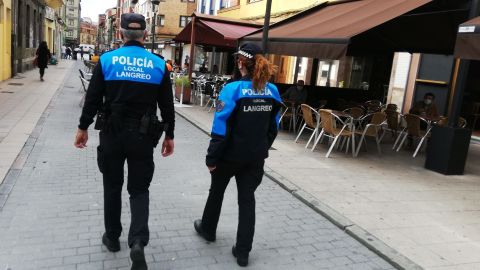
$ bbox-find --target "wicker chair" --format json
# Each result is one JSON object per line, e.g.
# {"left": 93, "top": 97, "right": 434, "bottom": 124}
{"left": 355, "top": 112, "right": 387, "bottom": 156}
{"left": 396, "top": 114, "right": 432, "bottom": 157}
{"left": 311, "top": 109, "right": 355, "bottom": 157}
{"left": 295, "top": 104, "right": 321, "bottom": 148}
{"left": 343, "top": 107, "right": 364, "bottom": 119}
{"left": 436, "top": 117, "right": 467, "bottom": 128}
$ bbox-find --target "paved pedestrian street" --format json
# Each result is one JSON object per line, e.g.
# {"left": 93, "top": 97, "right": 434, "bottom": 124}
{"left": 0, "top": 63, "right": 394, "bottom": 270}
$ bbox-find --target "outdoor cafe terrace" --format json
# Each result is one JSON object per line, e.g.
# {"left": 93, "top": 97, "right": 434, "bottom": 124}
{"left": 174, "top": 101, "right": 480, "bottom": 270}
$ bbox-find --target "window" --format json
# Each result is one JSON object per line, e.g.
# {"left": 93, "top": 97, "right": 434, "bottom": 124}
{"left": 221, "top": 0, "right": 239, "bottom": 9}
{"left": 69, "top": 19, "right": 74, "bottom": 26}
{"left": 157, "top": 15, "right": 165, "bottom": 26}
{"left": 179, "top": 16, "right": 191, "bottom": 27}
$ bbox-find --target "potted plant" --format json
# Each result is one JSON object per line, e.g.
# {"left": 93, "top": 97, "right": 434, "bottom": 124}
{"left": 174, "top": 76, "right": 191, "bottom": 104}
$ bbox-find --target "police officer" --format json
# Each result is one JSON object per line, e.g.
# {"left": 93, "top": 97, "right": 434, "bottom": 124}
{"left": 74, "top": 13, "right": 175, "bottom": 270}
{"left": 194, "top": 43, "right": 281, "bottom": 267}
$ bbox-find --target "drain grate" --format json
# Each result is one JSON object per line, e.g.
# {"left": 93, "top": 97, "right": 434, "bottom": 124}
{"left": 1, "top": 91, "right": 14, "bottom": 94}
{"left": 8, "top": 83, "right": 23, "bottom": 86}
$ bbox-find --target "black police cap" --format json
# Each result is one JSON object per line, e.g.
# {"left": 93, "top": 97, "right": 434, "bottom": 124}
{"left": 234, "top": 43, "right": 263, "bottom": 59}
{"left": 121, "top": 13, "right": 146, "bottom": 30}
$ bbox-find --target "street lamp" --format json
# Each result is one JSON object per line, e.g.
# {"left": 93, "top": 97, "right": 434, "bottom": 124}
{"left": 151, "top": 0, "right": 160, "bottom": 53}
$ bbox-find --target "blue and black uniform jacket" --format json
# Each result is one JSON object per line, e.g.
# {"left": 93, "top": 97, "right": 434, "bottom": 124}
{"left": 78, "top": 40, "right": 175, "bottom": 138}
{"left": 206, "top": 77, "right": 282, "bottom": 167}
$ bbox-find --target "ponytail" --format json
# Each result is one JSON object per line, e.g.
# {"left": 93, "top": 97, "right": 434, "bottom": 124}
{"left": 251, "top": 55, "right": 277, "bottom": 92}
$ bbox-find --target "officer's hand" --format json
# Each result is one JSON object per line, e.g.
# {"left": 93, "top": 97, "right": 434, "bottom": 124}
{"left": 161, "top": 138, "right": 174, "bottom": 157}
{"left": 74, "top": 129, "right": 88, "bottom": 148}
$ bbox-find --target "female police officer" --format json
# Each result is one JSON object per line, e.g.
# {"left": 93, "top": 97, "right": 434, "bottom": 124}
{"left": 194, "top": 43, "right": 281, "bottom": 267}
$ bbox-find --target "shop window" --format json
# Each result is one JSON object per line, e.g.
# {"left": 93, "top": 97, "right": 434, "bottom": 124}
{"left": 316, "top": 60, "right": 340, "bottom": 87}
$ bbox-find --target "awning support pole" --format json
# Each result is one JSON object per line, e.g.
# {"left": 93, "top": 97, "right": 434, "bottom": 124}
{"left": 262, "top": 0, "right": 273, "bottom": 55}
{"left": 211, "top": 46, "right": 216, "bottom": 75}
{"left": 188, "top": 16, "right": 196, "bottom": 81}
{"left": 448, "top": 0, "right": 479, "bottom": 126}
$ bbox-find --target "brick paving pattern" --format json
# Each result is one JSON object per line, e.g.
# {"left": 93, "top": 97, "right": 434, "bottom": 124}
{"left": 0, "top": 62, "right": 394, "bottom": 270}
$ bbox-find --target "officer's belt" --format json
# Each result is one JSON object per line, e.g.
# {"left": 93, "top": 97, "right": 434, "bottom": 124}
{"left": 123, "top": 118, "right": 141, "bottom": 129}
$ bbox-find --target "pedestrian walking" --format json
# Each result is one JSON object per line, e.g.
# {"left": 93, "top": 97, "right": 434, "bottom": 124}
{"left": 66, "top": 47, "right": 72, "bottom": 59}
{"left": 74, "top": 13, "right": 175, "bottom": 270}
{"left": 35, "top": 41, "right": 51, "bottom": 81}
{"left": 194, "top": 43, "right": 281, "bottom": 267}
{"left": 61, "top": 45, "right": 66, "bottom": 59}
{"left": 80, "top": 48, "right": 84, "bottom": 61}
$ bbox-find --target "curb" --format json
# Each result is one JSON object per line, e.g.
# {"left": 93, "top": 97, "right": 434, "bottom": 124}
{"left": 176, "top": 108, "right": 424, "bottom": 270}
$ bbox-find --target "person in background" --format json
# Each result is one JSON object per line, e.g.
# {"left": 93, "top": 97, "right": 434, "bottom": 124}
{"left": 281, "top": 79, "right": 308, "bottom": 105}
{"left": 61, "top": 45, "right": 66, "bottom": 59}
{"left": 183, "top": 62, "right": 189, "bottom": 73}
{"left": 166, "top": 60, "right": 173, "bottom": 72}
{"left": 66, "top": 47, "right": 72, "bottom": 60}
{"left": 410, "top": 92, "right": 439, "bottom": 119}
{"left": 36, "top": 41, "right": 51, "bottom": 82}
{"left": 80, "top": 48, "right": 84, "bottom": 61}
{"left": 199, "top": 63, "right": 208, "bottom": 73}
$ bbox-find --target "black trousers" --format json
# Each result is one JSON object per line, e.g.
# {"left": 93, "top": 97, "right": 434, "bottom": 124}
{"left": 201, "top": 160, "right": 264, "bottom": 255}
{"left": 39, "top": 67, "right": 45, "bottom": 78}
{"left": 98, "top": 129, "right": 154, "bottom": 247}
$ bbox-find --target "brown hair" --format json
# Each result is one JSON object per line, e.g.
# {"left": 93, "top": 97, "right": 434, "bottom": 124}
{"left": 244, "top": 55, "right": 277, "bottom": 92}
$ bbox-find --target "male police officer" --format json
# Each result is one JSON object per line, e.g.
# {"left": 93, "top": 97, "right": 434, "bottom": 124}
{"left": 74, "top": 13, "right": 175, "bottom": 270}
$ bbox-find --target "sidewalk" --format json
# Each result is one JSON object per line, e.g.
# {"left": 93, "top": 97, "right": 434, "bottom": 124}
{"left": 0, "top": 62, "right": 394, "bottom": 269}
{"left": 175, "top": 104, "right": 480, "bottom": 270}
{"left": 0, "top": 60, "right": 74, "bottom": 185}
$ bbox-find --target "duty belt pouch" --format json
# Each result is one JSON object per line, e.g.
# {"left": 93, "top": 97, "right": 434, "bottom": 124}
{"left": 97, "top": 146, "right": 104, "bottom": 173}
{"left": 94, "top": 111, "right": 107, "bottom": 131}
{"left": 149, "top": 118, "right": 167, "bottom": 148}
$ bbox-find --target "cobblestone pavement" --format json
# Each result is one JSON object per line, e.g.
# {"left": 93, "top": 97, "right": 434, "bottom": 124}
{"left": 0, "top": 62, "right": 395, "bottom": 270}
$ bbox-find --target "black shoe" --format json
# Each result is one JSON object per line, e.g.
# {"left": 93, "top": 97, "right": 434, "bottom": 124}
{"left": 232, "top": 245, "right": 249, "bottom": 267}
{"left": 194, "top": 219, "right": 216, "bottom": 242}
{"left": 102, "top": 233, "right": 120, "bottom": 252}
{"left": 130, "top": 240, "right": 147, "bottom": 270}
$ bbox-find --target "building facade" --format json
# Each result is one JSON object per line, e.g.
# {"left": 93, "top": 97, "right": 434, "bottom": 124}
{"left": 12, "top": 0, "right": 46, "bottom": 74}
{"left": 134, "top": 0, "right": 196, "bottom": 63}
{"left": 64, "top": 0, "right": 80, "bottom": 47}
{"left": 79, "top": 17, "right": 97, "bottom": 45}
{"left": 0, "top": 0, "right": 13, "bottom": 81}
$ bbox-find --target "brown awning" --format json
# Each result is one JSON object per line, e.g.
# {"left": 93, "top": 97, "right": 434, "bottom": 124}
{"left": 454, "top": 17, "right": 480, "bottom": 61}
{"left": 242, "top": 0, "right": 434, "bottom": 59}
{"left": 174, "top": 13, "right": 262, "bottom": 49}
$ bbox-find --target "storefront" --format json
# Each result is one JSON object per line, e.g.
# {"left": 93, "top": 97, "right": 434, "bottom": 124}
{"left": 454, "top": 16, "right": 480, "bottom": 139}
{"left": 174, "top": 12, "right": 262, "bottom": 78}
{"left": 241, "top": 0, "right": 471, "bottom": 109}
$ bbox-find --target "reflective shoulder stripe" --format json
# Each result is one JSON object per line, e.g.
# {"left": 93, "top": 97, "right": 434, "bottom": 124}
{"left": 101, "top": 46, "right": 165, "bottom": 85}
